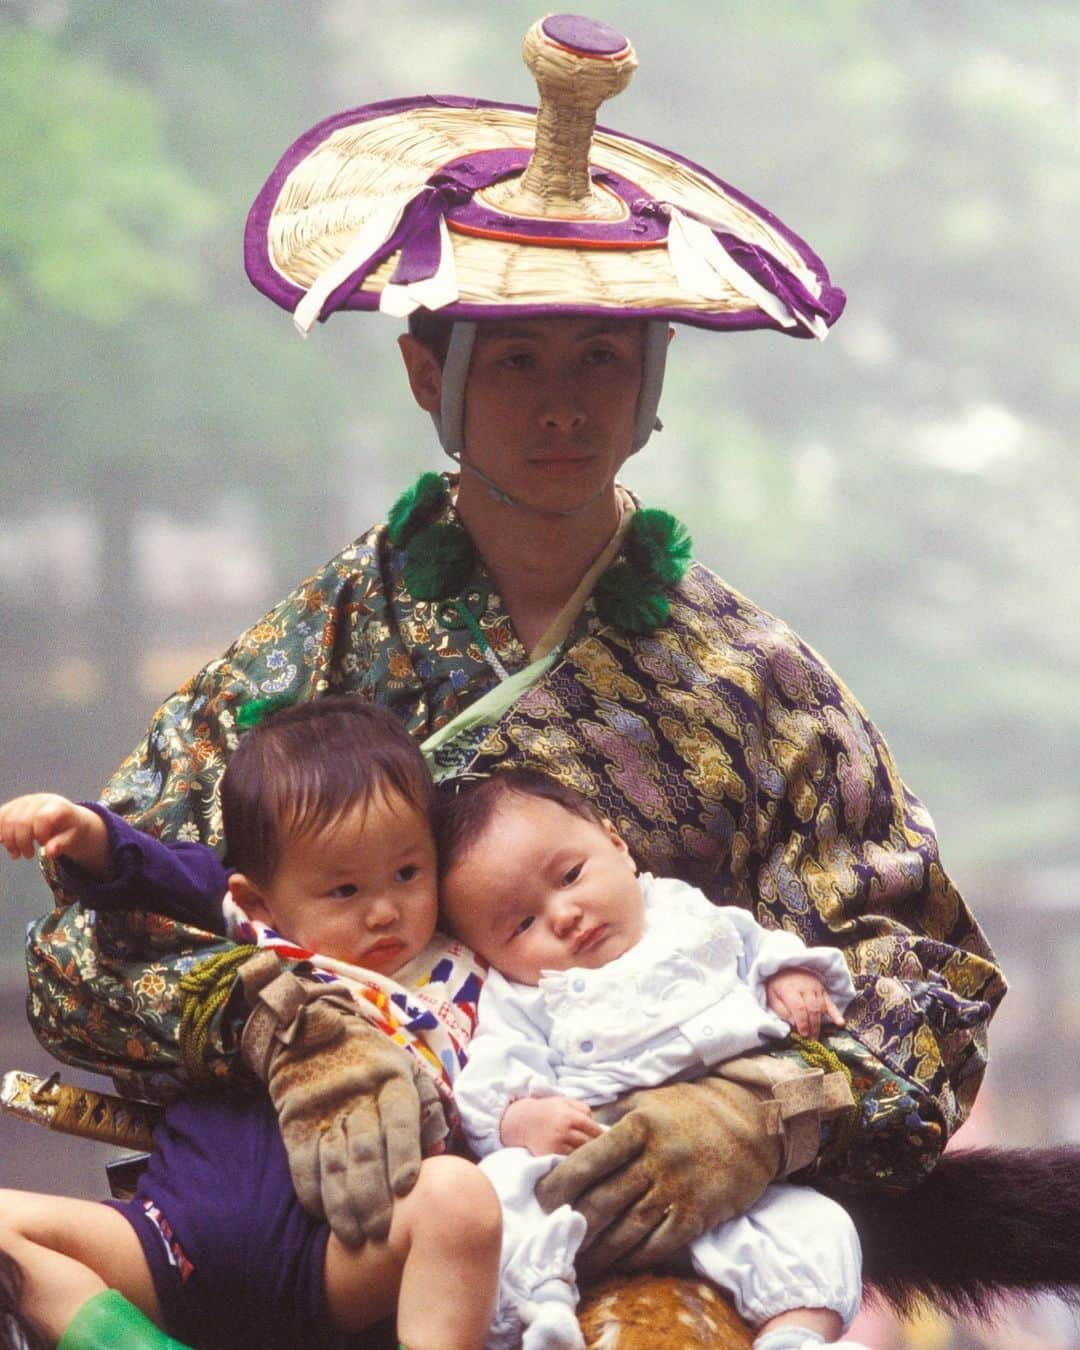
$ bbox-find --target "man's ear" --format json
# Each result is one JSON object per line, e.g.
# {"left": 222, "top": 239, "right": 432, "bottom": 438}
{"left": 398, "top": 334, "right": 444, "bottom": 414}
{"left": 228, "top": 872, "right": 274, "bottom": 925}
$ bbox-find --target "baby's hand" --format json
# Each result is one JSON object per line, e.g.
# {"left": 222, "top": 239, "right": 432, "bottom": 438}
{"left": 0, "top": 794, "right": 110, "bottom": 877}
{"left": 500, "top": 1096, "right": 603, "bottom": 1157}
{"left": 766, "top": 968, "right": 845, "bottom": 1039}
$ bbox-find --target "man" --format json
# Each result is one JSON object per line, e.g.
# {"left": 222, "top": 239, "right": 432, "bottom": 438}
{"left": 27, "top": 12, "right": 1002, "bottom": 1295}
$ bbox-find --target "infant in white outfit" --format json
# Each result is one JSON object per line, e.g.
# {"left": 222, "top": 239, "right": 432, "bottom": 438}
{"left": 439, "top": 768, "right": 867, "bottom": 1350}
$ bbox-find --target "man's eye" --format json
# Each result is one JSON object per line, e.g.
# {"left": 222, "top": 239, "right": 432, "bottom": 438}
{"left": 512, "top": 915, "right": 535, "bottom": 938}
{"left": 562, "top": 863, "right": 583, "bottom": 885}
{"left": 395, "top": 865, "right": 420, "bottom": 882}
{"left": 584, "top": 347, "right": 616, "bottom": 366}
{"left": 499, "top": 351, "right": 535, "bottom": 370}
{"left": 329, "top": 884, "right": 357, "bottom": 898}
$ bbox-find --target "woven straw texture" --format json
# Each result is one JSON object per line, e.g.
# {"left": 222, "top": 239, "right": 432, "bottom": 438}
{"left": 266, "top": 103, "right": 820, "bottom": 316}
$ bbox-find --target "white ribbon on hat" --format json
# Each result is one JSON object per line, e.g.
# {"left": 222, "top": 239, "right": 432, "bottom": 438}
{"left": 294, "top": 189, "right": 460, "bottom": 331}
{"left": 666, "top": 207, "right": 828, "bottom": 341}
{"left": 293, "top": 190, "right": 415, "bottom": 336}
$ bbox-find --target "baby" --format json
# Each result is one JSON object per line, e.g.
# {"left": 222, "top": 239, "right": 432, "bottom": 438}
{"left": 439, "top": 768, "right": 867, "bottom": 1350}
{"left": 0, "top": 698, "right": 498, "bottom": 1350}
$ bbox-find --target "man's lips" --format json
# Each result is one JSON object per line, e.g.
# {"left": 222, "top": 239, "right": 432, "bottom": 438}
{"left": 526, "top": 450, "right": 595, "bottom": 475}
{"left": 572, "top": 925, "right": 608, "bottom": 956}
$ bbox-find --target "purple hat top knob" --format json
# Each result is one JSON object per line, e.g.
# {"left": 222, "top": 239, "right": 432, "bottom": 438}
{"left": 538, "top": 14, "right": 632, "bottom": 58}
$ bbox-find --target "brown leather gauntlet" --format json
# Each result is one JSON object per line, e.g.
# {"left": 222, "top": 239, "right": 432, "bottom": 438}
{"left": 239, "top": 952, "right": 447, "bottom": 1246}
{"left": 535, "top": 1052, "right": 853, "bottom": 1274}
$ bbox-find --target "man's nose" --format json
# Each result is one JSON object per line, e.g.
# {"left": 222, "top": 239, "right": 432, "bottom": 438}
{"left": 537, "top": 381, "right": 587, "bottom": 434}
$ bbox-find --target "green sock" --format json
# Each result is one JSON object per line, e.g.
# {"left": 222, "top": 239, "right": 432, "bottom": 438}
{"left": 57, "top": 1290, "right": 192, "bottom": 1350}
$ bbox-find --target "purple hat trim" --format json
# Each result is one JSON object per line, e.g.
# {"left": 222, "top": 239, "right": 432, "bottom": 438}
{"left": 245, "top": 94, "right": 846, "bottom": 336}
{"left": 444, "top": 151, "right": 668, "bottom": 247}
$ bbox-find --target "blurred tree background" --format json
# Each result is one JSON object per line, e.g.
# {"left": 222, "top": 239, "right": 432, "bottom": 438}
{"left": 1, "top": 5, "right": 1079, "bottom": 1336}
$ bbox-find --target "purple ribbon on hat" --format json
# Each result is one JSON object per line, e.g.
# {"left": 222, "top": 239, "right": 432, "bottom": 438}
{"left": 387, "top": 183, "right": 468, "bottom": 287}
{"left": 318, "top": 160, "right": 530, "bottom": 321}
{"left": 387, "top": 160, "right": 531, "bottom": 287}
{"left": 714, "top": 233, "right": 830, "bottom": 328}
{"left": 298, "top": 138, "right": 840, "bottom": 334}
{"left": 317, "top": 182, "right": 462, "bottom": 320}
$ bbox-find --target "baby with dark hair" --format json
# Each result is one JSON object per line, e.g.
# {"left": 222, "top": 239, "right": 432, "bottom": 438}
{"left": 438, "top": 768, "right": 867, "bottom": 1350}
{"left": 0, "top": 699, "right": 497, "bottom": 1350}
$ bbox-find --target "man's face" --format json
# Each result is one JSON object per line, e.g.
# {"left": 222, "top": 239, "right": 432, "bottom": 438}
{"left": 459, "top": 317, "right": 645, "bottom": 516}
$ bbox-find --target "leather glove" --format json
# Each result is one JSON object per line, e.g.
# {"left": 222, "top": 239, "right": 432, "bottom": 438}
{"left": 239, "top": 952, "right": 447, "bottom": 1245}
{"left": 534, "top": 1057, "right": 853, "bottom": 1275}
{"left": 534, "top": 1076, "right": 780, "bottom": 1275}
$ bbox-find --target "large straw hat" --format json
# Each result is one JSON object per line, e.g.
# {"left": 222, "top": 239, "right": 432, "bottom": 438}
{"left": 245, "top": 14, "right": 844, "bottom": 341}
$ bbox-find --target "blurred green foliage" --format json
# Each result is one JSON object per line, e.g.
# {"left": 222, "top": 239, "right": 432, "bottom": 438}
{"left": 0, "top": 28, "right": 215, "bottom": 323}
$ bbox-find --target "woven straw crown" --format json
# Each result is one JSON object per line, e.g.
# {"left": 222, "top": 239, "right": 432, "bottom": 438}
{"left": 245, "top": 14, "right": 845, "bottom": 339}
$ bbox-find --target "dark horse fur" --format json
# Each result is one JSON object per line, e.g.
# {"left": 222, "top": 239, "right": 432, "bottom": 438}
{"left": 840, "top": 1145, "right": 1080, "bottom": 1320}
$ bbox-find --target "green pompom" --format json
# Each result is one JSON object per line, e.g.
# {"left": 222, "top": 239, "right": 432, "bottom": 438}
{"left": 626, "top": 509, "right": 693, "bottom": 587}
{"left": 403, "top": 522, "right": 476, "bottom": 599}
{"left": 387, "top": 472, "right": 448, "bottom": 547}
{"left": 594, "top": 560, "right": 671, "bottom": 633}
{"left": 235, "top": 694, "right": 295, "bottom": 730}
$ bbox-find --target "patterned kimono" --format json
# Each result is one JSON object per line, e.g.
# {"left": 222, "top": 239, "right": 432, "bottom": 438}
{"left": 26, "top": 474, "right": 1005, "bottom": 1191}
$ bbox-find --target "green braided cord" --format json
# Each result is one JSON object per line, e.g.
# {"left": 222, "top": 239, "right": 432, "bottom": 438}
{"left": 452, "top": 598, "right": 492, "bottom": 655}
{"left": 235, "top": 694, "right": 294, "bottom": 730}
{"left": 789, "top": 1031, "right": 862, "bottom": 1158}
{"left": 178, "top": 946, "right": 259, "bottom": 1083}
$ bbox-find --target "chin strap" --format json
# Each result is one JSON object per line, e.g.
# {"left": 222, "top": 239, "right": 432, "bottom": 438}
{"left": 428, "top": 318, "right": 668, "bottom": 517}
{"left": 635, "top": 318, "right": 669, "bottom": 451}
{"left": 432, "top": 320, "right": 477, "bottom": 458}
